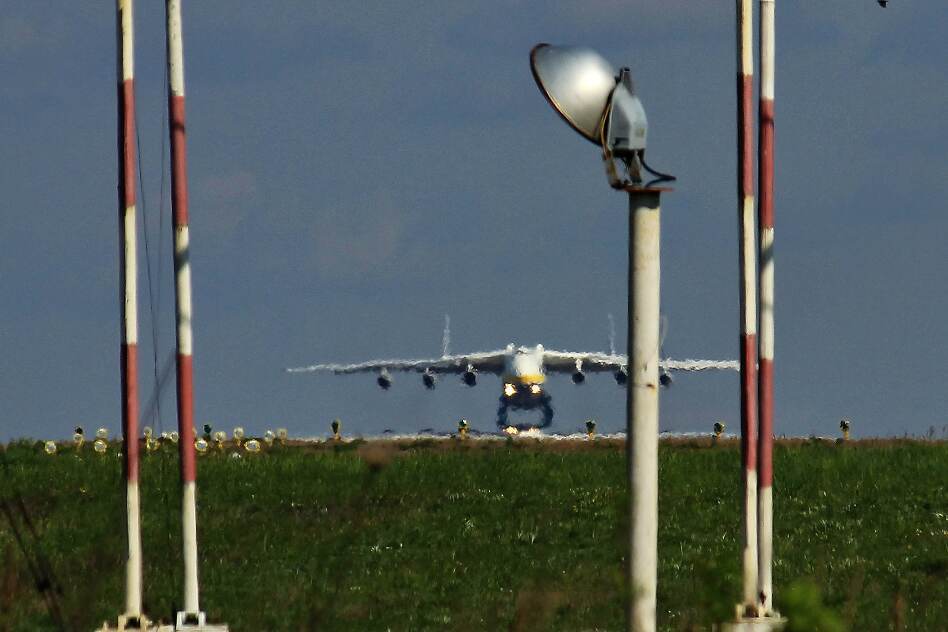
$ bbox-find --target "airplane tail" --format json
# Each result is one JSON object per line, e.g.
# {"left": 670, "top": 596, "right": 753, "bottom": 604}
{"left": 607, "top": 313, "right": 616, "bottom": 356}
{"left": 441, "top": 314, "right": 451, "bottom": 357}
{"left": 608, "top": 313, "right": 668, "bottom": 354}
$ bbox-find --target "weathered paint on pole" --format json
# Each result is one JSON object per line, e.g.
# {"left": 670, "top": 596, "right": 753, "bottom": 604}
{"left": 166, "top": 0, "right": 201, "bottom": 616}
{"left": 736, "top": 0, "right": 759, "bottom": 613}
{"left": 757, "top": 0, "right": 776, "bottom": 615}
{"left": 117, "top": 0, "right": 143, "bottom": 620}
{"left": 627, "top": 189, "right": 662, "bottom": 632}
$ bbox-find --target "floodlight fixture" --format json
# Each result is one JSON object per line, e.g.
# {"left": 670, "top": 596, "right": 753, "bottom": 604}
{"left": 530, "top": 43, "right": 673, "bottom": 189}
{"left": 531, "top": 41, "right": 674, "bottom": 630}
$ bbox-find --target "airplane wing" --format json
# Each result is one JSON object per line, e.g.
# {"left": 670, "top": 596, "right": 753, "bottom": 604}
{"left": 286, "top": 350, "right": 508, "bottom": 375}
{"left": 542, "top": 350, "right": 739, "bottom": 373}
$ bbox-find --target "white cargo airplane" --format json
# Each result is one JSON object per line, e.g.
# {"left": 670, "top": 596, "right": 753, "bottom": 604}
{"left": 286, "top": 316, "right": 738, "bottom": 429}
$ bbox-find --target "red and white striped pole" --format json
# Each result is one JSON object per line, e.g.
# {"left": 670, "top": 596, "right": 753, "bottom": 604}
{"left": 166, "top": 0, "right": 201, "bottom": 619}
{"left": 117, "top": 0, "right": 143, "bottom": 621}
{"left": 757, "top": 0, "right": 777, "bottom": 615}
{"left": 736, "top": 0, "right": 759, "bottom": 615}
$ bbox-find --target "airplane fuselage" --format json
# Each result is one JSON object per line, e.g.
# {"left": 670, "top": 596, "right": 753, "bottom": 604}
{"left": 500, "top": 344, "right": 547, "bottom": 396}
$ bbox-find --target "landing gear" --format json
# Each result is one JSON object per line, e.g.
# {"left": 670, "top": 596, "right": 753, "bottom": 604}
{"left": 496, "top": 393, "right": 554, "bottom": 431}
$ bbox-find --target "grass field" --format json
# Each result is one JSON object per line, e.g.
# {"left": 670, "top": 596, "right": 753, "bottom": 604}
{"left": 0, "top": 437, "right": 945, "bottom": 631}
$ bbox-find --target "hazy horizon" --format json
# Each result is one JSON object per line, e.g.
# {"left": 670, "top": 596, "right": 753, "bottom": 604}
{"left": 2, "top": 2, "right": 946, "bottom": 442}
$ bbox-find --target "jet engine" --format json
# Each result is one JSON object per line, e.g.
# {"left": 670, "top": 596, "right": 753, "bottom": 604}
{"left": 659, "top": 369, "right": 673, "bottom": 388}
{"left": 614, "top": 367, "right": 628, "bottom": 385}
{"left": 462, "top": 367, "right": 477, "bottom": 386}
{"left": 377, "top": 370, "right": 392, "bottom": 390}
{"left": 422, "top": 370, "right": 436, "bottom": 389}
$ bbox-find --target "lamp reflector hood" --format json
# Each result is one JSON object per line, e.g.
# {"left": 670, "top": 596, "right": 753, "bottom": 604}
{"left": 530, "top": 43, "right": 617, "bottom": 145}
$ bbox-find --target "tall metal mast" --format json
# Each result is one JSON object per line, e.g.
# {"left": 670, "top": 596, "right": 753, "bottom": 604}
{"left": 117, "top": 0, "right": 144, "bottom": 625}
{"left": 165, "top": 0, "right": 203, "bottom": 624}
{"left": 757, "top": 0, "right": 777, "bottom": 616}
{"left": 735, "top": 0, "right": 760, "bottom": 615}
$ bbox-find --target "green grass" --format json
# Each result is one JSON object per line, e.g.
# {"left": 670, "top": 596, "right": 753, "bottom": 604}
{"left": 1, "top": 438, "right": 945, "bottom": 631}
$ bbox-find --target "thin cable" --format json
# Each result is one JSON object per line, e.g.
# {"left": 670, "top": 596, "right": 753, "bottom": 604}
{"left": 158, "top": 55, "right": 179, "bottom": 609}
{"left": 0, "top": 448, "right": 70, "bottom": 630}
{"left": 135, "top": 54, "right": 179, "bottom": 609}
{"left": 640, "top": 154, "right": 677, "bottom": 185}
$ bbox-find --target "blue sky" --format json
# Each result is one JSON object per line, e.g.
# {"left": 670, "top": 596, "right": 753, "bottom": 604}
{"left": 1, "top": 1, "right": 945, "bottom": 441}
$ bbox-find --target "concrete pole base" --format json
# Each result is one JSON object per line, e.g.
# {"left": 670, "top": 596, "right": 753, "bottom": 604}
{"left": 95, "top": 614, "right": 166, "bottom": 631}
{"left": 174, "top": 611, "right": 229, "bottom": 631}
{"left": 722, "top": 610, "right": 787, "bottom": 631}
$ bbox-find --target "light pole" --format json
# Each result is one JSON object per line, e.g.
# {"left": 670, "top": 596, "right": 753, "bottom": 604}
{"left": 624, "top": 185, "right": 664, "bottom": 632}
{"left": 530, "top": 44, "right": 674, "bottom": 632}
